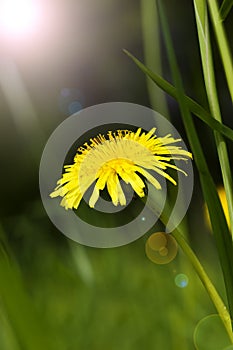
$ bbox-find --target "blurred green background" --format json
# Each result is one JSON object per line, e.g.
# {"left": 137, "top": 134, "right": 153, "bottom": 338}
{"left": 0, "top": 0, "right": 233, "bottom": 349}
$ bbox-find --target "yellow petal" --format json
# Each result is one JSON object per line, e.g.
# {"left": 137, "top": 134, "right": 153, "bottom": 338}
{"left": 133, "top": 166, "right": 162, "bottom": 190}
{"left": 89, "top": 186, "right": 100, "bottom": 208}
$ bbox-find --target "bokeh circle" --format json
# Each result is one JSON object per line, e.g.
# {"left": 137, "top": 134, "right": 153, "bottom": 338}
{"left": 145, "top": 232, "right": 178, "bottom": 264}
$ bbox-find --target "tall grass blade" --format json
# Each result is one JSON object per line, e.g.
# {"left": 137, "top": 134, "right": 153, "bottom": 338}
{"left": 141, "top": 0, "right": 191, "bottom": 237}
{"left": 193, "top": 0, "right": 233, "bottom": 237}
{"left": 220, "top": 0, "right": 233, "bottom": 20}
{"left": 207, "top": 0, "right": 233, "bottom": 101}
{"left": 123, "top": 49, "right": 233, "bottom": 142}
{"left": 157, "top": 0, "right": 233, "bottom": 323}
{"left": 141, "top": 0, "right": 169, "bottom": 116}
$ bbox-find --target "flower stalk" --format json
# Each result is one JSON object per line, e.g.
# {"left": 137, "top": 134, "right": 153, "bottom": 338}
{"left": 171, "top": 228, "right": 233, "bottom": 343}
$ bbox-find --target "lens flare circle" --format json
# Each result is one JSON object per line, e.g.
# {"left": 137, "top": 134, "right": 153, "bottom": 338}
{"left": 194, "top": 315, "right": 232, "bottom": 350}
{"left": 39, "top": 102, "right": 193, "bottom": 248}
{"left": 58, "top": 88, "right": 84, "bottom": 116}
{"left": 174, "top": 273, "right": 189, "bottom": 288}
{"left": 145, "top": 232, "right": 178, "bottom": 264}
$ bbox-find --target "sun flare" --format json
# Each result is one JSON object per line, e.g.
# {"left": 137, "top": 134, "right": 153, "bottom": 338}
{"left": 0, "top": 0, "right": 40, "bottom": 38}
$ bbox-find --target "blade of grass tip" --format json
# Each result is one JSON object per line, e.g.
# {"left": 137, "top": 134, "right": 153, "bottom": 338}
{"left": 141, "top": 0, "right": 169, "bottom": 117}
{"left": 69, "top": 241, "right": 94, "bottom": 287}
{"left": 0, "top": 311, "right": 21, "bottom": 350}
{"left": 123, "top": 49, "right": 233, "bottom": 142}
{"left": 194, "top": 0, "right": 233, "bottom": 238}
{"left": 0, "top": 259, "right": 56, "bottom": 350}
{"left": 0, "top": 225, "right": 56, "bottom": 350}
{"left": 207, "top": 0, "right": 233, "bottom": 102}
{"left": 220, "top": 0, "right": 233, "bottom": 21}
{"left": 157, "top": 0, "right": 233, "bottom": 325}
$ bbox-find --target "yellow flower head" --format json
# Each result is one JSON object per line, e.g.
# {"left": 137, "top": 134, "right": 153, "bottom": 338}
{"left": 50, "top": 128, "right": 192, "bottom": 210}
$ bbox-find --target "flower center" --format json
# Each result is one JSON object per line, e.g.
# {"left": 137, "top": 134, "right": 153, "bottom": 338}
{"left": 102, "top": 158, "right": 134, "bottom": 173}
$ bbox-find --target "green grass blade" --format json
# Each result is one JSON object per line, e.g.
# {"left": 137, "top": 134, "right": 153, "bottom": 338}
{"left": 193, "top": 0, "right": 233, "bottom": 237}
{"left": 123, "top": 49, "right": 233, "bottom": 142}
{"left": 0, "top": 225, "right": 57, "bottom": 350}
{"left": 220, "top": 0, "right": 233, "bottom": 20}
{"left": 141, "top": 0, "right": 190, "bottom": 237}
{"left": 157, "top": 0, "right": 233, "bottom": 323}
{"left": 207, "top": 0, "right": 233, "bottom": 101}
{"left": 141, "top": 0, "right": 169, "bottom": 116}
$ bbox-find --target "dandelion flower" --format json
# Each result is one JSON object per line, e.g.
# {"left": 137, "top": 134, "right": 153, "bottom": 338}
{"left": 50, "top": 128, "right": 192, "bottom": 210}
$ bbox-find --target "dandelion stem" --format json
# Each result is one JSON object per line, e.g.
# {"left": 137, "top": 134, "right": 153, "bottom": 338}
{"left": 171, "top": 228, "right": 233, "bottom": 343}
{"left": 144, "top": 199, "right": 233, "bottom": 342}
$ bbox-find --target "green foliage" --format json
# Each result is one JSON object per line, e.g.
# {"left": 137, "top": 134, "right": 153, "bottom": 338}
{"left": 207, "top": 0, "right": 233, "bottom": 101}
{"left": 125, "top": 0, "right": 233, "bottom": 342}
{"left": 123, "top": 50, "right": 233, "bottom": 142}
{"left": 0, "top": 215, "right": 220, "bottom": 350}
{"left": 220, "top": 0, "right": 233, "bottom": 20}
{"left": 1, "top": 0, "right": 233, "bottom": 349}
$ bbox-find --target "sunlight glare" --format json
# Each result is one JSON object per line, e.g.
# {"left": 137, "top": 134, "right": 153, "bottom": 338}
{"left": 0, "top": 0, "right": 41, "bottom": 38}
